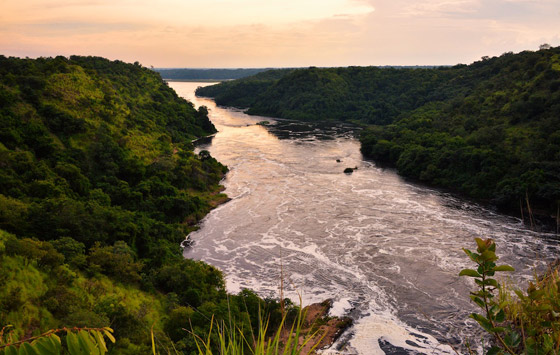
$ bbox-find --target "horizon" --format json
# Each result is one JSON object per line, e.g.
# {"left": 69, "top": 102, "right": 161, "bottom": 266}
{"left": 2, "top": 0, "right": 559, "bottom": 68}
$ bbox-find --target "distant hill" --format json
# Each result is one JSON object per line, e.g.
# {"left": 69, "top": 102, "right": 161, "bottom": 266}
{"left": 154, "top": 67, "right": 272, "bottom": 80}
{"left": 196, "top": 48, "right": 560, "bottom": 223}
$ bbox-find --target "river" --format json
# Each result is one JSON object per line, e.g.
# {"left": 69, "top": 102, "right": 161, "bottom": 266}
{"left": 170, "top": 81, "right": 560, "bottom": 354}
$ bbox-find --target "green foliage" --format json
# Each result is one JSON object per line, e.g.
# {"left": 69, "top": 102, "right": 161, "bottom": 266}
{"left": 0, "top": 55, "right": 292, "bottom": 354}
{"left": 199, "top": 48, "right": 560, "bottom": 218}
{"left": 460, "top": 238, "right": 518, "bottom": 354}
{"left": 159, "top": 303, "right": 321, "bottom": 355}
{"left": 0, "top": 326, "right": 114, "bottom": 355}
{"left": 461, "top": 238, "right": 560, "bottom": 354}
{"left": 155, "top": 68, "right": 271, "bottom": 81}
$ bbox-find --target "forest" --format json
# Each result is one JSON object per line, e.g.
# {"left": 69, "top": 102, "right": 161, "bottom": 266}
{"left": 0, "top": 55, "right": 286, "bottom": 353}
{"left": 154, "top": 68, "right": 271, "bottom": 81}
{"left": 197, "top": 47, "right": 560, "bottom": 224}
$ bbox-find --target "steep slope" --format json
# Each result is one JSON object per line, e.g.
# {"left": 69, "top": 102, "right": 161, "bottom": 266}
{"left": 0, "top": 55, "right": 284, "bottom": 353}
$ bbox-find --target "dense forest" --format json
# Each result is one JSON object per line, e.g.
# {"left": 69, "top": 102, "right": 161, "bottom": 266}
{"left": 154, "top": 68, "right": 272, "bottom": 81}
{"left": 197, "top": 47, "right": 560, "bottom": 223}
{"left": 0, "top": 56, "right": 286, "bottom": 353}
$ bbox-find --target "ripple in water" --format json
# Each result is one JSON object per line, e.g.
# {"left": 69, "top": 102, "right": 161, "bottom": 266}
{"left": 171, "top": 82, "right": 560, "bottom": 354}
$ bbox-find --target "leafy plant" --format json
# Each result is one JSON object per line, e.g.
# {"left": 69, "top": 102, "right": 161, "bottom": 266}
{"left": 154, "top": 304, "right": 324, "bottom": 355}
{"left": 460, "top": 238, "right": 517, "bottom": 354}
{"left": 0, "top": 326, "right": 115, "bottom": 355}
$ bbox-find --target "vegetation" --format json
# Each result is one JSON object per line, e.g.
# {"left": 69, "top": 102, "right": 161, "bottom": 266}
{"left": 154, "top": 68, "right": 272, "bottom": 81}
{"left": 461, "top": 238, "right": 560, "bottom": 354}
{"left": 197, "top": 47, "right": 560, "bottom": 221}
{"left": 1, "top": 326, "right": 115, "bottom": 355}
{"left": 0, "top": 55, "right": 287, "bottom": 353}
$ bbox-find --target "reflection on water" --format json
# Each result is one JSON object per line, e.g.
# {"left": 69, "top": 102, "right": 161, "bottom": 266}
{"left": 171, "top": 82, "right": 560, "bottom": 354}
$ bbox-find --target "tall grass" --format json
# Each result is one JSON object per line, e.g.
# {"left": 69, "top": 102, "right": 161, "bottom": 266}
{"left": 153, "top": 303, "right": 326, "bottom": 355}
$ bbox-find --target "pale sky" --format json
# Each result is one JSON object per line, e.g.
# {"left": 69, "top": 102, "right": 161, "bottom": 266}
{"left": 1, "top": 0, "right": 559, "bottom": 67}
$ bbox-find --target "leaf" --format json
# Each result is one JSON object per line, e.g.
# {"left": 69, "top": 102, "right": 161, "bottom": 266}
{"left": 486, "top": 346, "right": 501, "bottom": 355}
{"left": 77, "top": 330, "right": 98, "bottom": 355}
{"left": 490, "top": 327, "right": 506, "bottom": 333}
{"left": 4, "top": 345, "right": 18, "bottom": 355}
{"left": 470, "top": 295, "right": 485, "bottom": 308}
{"left": 34, "top": 336, "right": 59, "bottom": 354}
{"left": 493, "top": 265, "right": 515, "bottom": 272}
{"left": 475, "top": 238, "right": 487, "bottom": 251}
{"left": 528, "top": 289, "right": 545, "bottom": 300}
{"left": 151, "top": 327, "right": 156, "bottom": 355}
{"left": 495, "top": 309, "right": 505, "bottom": 323}
{"left": 470, "top": 313, "right": 493, "bottom": 332}
{"left": 504, "top": 330, "right": 521, "bottom": 348}
{"left": 514, "top": 289, "right": 526, "bottom": 300}
{"left": 51, "top": 334, "right": 61, "bottom": 354}
{"left": 463, "top": 248, "right": 480, "bottom": 263}
{"left": 459, "top": 269, "right": 482, "bottom": 278}
{"left": 93, "top": 330, "right": 108, "bottom": 354}
{"left": 102, "top": 329, "right": 115, "bottom": 344}
{"left": 66, "top": 332, "right": 81, "bottom": 355}
{"left": 484, "top": 278, "right": 499, "bottom": 288}
{"left": 19, "top": 343, "right": 38, "bottom": 355}
{"left": 481, "top": 250, "right": 498, "bottom": 262}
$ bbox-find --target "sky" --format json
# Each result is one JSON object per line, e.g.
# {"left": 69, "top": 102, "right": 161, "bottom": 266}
{"left": 1, "top": 0, "right": 559, "bottom": 67}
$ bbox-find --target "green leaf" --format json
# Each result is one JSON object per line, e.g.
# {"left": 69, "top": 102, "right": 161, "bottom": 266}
{"left": 470, "top": 313, "right": 493, "bottom": 332}
{"left": 493, "top": 265, "right": 515, "bottom": 272}
{"left": 481, "top": 250, "right": 498, "bottom": 262}
{"left": 102, "top": 329, "right": 115, "bottom": 344}
{"left": 459, "top": 269, "right": 481, "bottom": 278}
{"left": 463, "top": 249, "right": 482, "bottom": 263}
{"left": 495, "top": 309, "right": 505, "bottom": 323}
{"left": 514, "top": 289, "right": 526, "bottom": 300}
{"left": 486, "top": 346, "right": 501, "bottom": 355}
{"left": 51, "top": 334, "right": 61, "bottom": 354}
{"left": 66, "top": 332, "right": 81, "bottom": 355}
{"left": 504, "top": 330, "right": 521, "bottom": 348}
{"left": 475, "top": 238, "right": 487, "bottom": 251}
{"left": 528, "top": 289, "right": 545, "bottom": 300}
{"left": 34, "top": 336, "right": 59, "bottom": 354}
{"left": 77, "top": 330, "right": 98, "bottom": 355}
{"left": 484, "top": 278, "right": 499, "bottom": 288}
{"left": 4, "top": 346, "right": 18, "bottom": 355}
{"left": 151, "top": 330, "right": 156, "bottom": 355}
{"left": 490, "top": 327, "right": 506, "bottom": 333}
{"left": 93, "top": 330, "right": 108, "bottom": 354}
{"left": 19, "top": 343, "right": 37, "bottom": 355}
{"left": 470, "top": 295, "right": 485, "bottom": 308}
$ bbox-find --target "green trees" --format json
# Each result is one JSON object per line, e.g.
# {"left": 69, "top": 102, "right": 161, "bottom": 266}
{"left": 199, "top": 47, "right": 560, "bottom": 220}
{"left": 0, "top": 55, "right": 279, "bottom": 353}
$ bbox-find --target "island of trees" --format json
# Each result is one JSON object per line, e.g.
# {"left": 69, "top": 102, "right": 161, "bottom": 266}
{"left": 197, "top": 47, "right": 560, "bottom": 226}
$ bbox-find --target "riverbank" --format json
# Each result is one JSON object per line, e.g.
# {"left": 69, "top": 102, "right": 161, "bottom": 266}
{"left": 175, "top": 81, "right": 560, "bottom": 354}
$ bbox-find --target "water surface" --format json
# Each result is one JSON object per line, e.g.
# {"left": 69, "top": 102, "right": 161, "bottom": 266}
{"left": 171, "top": 81, "right": 560, "bottom": 354}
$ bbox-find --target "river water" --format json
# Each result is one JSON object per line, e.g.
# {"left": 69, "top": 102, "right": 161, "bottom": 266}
{"left": 171, "top": 81, "right": 560, "bottom": 354}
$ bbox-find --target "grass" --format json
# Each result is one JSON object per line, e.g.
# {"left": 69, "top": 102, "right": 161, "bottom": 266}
{"left": 152, "top": 302, "right": 326, "bottom": 355}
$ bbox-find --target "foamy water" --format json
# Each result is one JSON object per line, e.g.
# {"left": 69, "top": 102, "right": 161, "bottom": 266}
{"left": 171, "top": 82, "right": 560, "bottom": 354}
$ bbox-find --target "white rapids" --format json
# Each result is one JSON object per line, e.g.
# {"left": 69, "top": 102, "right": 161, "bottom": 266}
{"left": 171, "top": 81, "right": 560, "bottom": 354}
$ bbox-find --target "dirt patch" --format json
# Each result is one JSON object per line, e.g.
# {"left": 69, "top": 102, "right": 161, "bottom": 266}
{"left": 279, "top": 299, "right": 353, "bottom": 354}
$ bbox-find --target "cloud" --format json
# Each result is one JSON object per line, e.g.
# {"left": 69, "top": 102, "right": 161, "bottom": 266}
{"left": 11, "top": 22, "right": 147, "bottom": 36}
{"left": 0, "top": 0, "right": 558, "bottom": 66}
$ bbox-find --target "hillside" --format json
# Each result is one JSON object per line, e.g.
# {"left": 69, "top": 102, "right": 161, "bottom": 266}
{"left": 0, "top": 55, "right": 284, "bottom": 353}
{"left": 196, "top": 48, "right": 560, "bottom": 222}
{"left": 154, "top": 68, "right": 271, "bottom": 81}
